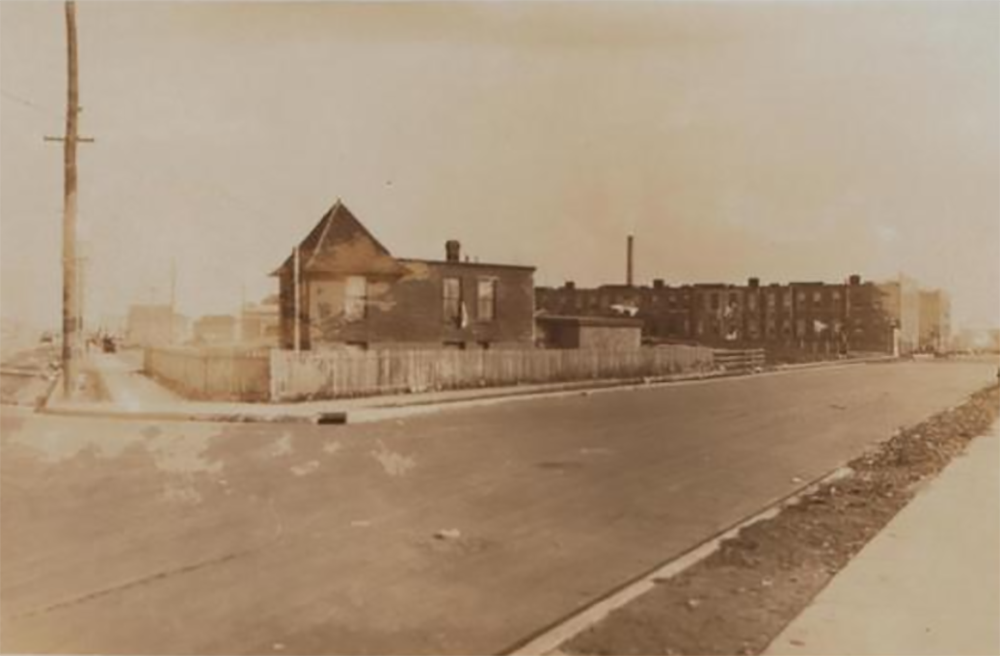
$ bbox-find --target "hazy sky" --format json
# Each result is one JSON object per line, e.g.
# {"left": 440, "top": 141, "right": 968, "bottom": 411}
{"left": 2, "top": 1, "right": 998, "bottom": 330}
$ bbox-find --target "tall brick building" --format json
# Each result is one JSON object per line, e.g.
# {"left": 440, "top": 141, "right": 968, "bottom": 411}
{"left": 918, "top": 289, "right": 951, "bottom": 353}
{"left": 536, "top": 274, "right": 896, "bottom": 355}
{"left": 272, "top": 200, "right": 535, "bottom": 351}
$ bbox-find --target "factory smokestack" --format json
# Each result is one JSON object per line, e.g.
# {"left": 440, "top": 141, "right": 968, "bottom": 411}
{"left": 626, "top": 234, "right": 634, "bottom": 287}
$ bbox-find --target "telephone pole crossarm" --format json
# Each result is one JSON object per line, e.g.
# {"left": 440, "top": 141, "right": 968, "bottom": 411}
{"left": 44, "top": 135, "right": 95, "bottom": 143}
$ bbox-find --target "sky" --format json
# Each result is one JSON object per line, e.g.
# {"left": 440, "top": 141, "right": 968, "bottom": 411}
{"left": 2, "top": 0, "right": 998, "bottom": 331}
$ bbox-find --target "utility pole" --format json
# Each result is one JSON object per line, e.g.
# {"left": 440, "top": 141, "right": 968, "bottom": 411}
{"left": 44, "top": 1, "right": 94, "bottom": 395}
{"left": 293, "top": 246, "right": 301, "bottom": 352}
{"left": 169, "top": 259, "right": 177, "bottom": 343}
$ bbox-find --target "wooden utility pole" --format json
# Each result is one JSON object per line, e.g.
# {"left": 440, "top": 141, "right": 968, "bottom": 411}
{"left": 170, "top": 259, "right": 177, "bottom": 343}
{"left": 293, "top": 246, "right": 301, "bottom": 352}
{"left": 44, "top": 0, "right": 94, "bottom": 395}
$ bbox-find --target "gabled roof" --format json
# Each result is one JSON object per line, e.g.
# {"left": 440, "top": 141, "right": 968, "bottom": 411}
{"left": 271, "top": 199, "right": 405, "bottom": 277}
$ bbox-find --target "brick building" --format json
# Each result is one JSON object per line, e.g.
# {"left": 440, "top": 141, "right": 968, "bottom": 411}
{"left": 536, "top": 274, "right": 897, "bottom": 355}
{"left": 272, "top": 200, "right": 535, "bottom": 351}
{"left": 536, "top": 315, "right": 644, "bottom": 350}
{"left": 877, "top": 274, "right": 922, "bottom": 355}
{"left": 917, "top": 289, "right": 951, "bottom": 353}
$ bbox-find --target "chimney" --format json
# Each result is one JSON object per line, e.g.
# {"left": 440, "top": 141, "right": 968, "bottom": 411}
{"left": 564, "top": 281, "right": 576, "bottom": 290}
{"left": 653, "top": 278, "right": 664, "bottom": 289}
{"left": 445, "top": 240, "right": 461, "bottom": 263}
{"left": 849, "top": 274, "right": 861, "bottom": 286}
{"left": 626, "top": 235, "right": 634, "bottom": 287}
{"left": 748, "top": 277, "right": 760, "bottom": 288}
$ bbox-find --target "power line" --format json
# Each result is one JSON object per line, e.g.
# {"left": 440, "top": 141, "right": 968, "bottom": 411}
{"left": 1, "top": 88, "right": 41, "bottom": 108}
{"left": 1, "top": 88, "right": 62, "bottom": 118}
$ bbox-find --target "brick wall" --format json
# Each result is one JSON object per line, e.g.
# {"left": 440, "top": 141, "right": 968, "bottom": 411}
{"left": 280, "top": 261, "right": 535, "bottom": 350}
{"left": 537, "top": 278, "right": 897, "bottom": 355}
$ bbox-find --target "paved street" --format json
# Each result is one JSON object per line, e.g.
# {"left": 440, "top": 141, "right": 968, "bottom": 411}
{"left": 0, "top": 361, "right": 995, "bottom": 655}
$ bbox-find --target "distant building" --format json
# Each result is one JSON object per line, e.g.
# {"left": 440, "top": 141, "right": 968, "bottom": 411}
{"left": 876, "top": 274, "right": 921, "bottom": 355}
{"left": 240, "top": 295, "right": 280, "bottom": 346}
{"left": 536, "top": 315, "right": 643, "bottom": 350}
{"left": 918, "top": 289, "right": 951, "bottom": 353}
{"left": 271, "top": 200, "right": 536, "bottom": 351}
{"left": 536, "top": 274, "right": 897, "bottom": 355}
{"left": 127, "top": 305, "right": 188, "bottom": 347}
{"left": 193, "top": 315, "right": 237, "bottom": 345}
{"left": 98, "top": 314, "right": 127, "bottom": 337}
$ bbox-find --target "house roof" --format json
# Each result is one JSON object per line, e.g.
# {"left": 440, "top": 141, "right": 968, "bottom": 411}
{"left": 397, "top": 258, "right": 535, "bottom": 272}
{"left": 271, "top": 199, "right": 405, "bottom": 277}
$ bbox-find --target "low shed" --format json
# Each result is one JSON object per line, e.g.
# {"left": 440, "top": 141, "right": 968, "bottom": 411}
{"left": 536, "top": 314, "right": 644, "bottom": 350}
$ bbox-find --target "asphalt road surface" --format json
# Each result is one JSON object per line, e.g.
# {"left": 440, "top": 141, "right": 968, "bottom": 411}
{"left": 1, "top": 360, "right": 995, "bottom": 655}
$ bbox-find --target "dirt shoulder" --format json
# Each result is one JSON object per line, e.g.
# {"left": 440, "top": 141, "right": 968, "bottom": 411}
{"left": 562, "top": 384, "right": 1000, "bottom": 656}
{"left": 0, "top": 347, "right": 60, "bottom": 406}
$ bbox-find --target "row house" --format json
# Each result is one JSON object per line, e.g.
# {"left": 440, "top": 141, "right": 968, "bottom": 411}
{"left": 536, "top": 274, "right": 897, "bottom": 354}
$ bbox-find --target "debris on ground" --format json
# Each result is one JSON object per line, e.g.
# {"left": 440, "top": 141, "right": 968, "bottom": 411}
{"left": 434, "top": 528, "right": 462, "bottom": 540}
{"left": 563, "top": 384, "right": 1000, "bottom": 656}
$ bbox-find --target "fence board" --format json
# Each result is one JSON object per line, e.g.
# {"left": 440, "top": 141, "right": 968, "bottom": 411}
{"left": 270, "top": 345, "right": 719, "bottom": 402}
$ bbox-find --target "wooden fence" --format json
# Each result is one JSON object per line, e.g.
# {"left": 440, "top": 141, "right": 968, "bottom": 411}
{"left": 270, "top": 344, "right": 716, "bottom": 401}
{"left": 144, "top": 346, "right": 271, "bottom": 401}
{"left": 712, "top": 348, "right": 766, "bottom": 373}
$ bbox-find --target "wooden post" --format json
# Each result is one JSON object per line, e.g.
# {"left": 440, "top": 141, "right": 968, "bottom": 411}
{"left": 293, "top": 245, "right": 301, "bottom": 352}
{"left": 60, "top": 1, "right": 79, "bottom": 395}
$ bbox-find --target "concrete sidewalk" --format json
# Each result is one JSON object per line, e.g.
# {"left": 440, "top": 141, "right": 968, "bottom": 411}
{"left": 42, "top": 352, "right": 896, "bottom": 425}
{"left": 765, "top": 424, "right": 1000, "bottom": 656}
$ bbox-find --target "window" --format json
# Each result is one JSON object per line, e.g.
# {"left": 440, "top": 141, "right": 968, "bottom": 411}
{"left": 344, "top": 276, "right": 367, "bottom": 322}
{"left": 767, "top": 292, "right": 777, "bottom": 308}
{"left": 477, "top": 278, "right": 497, "bottom": 322}
{"left": 443, "top": 277, "right": 462, "bottom": 325}
{"left": 796, "top": 319, "right": 806, "bottom": 337}
{"left": 748, "top": 294, "right": 758, "bottom": 311}
{"left": 711, "top": 293, "right": 720, "bottom": 310}
{"left": 813, "top": 291, "right": 822, "bottom": 306}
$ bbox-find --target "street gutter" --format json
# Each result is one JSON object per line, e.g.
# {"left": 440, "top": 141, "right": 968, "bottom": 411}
{"left": 35, "top": 355, "right": 896, "bottom": 425}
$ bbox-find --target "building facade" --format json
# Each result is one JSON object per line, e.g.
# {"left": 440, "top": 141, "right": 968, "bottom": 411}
{"left": 536, "top": 315, "right": 644, "bottom": 350}
{"left": 240, "top": 296, "right": 280, "bottom": 346}
{"left": 193, "top": 315, "right": 237, "bottom": 345}
{"left": 536, "top": 274, "right": 897, "bottom": 355}
{"left": 126, "top": 305, "right": 188, "bottom": 347}
{"left": 273, "top": 200, "right": 536, "bottom": 351}
{"left": 917, "top": 289, "right": 951, "bottom": 353}
{"left": 876, "top": 274, "right": 921, "bottom": 355}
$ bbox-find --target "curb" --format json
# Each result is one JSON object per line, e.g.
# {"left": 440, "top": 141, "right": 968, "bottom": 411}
{"left": 38, "top": 405, "right": 346, "bottom": 425}
{"left": 35, "top": 356, "right": 897, "bottom": 425}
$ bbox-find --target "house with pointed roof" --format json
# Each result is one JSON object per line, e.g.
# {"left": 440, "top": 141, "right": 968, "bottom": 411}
{"left": 271, "top": 200, "right": 536, "bottom": 351}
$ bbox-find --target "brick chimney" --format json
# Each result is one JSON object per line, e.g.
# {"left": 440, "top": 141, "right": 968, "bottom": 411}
{"left": 445, "top": 240, "right": 461, "bottom": 263}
